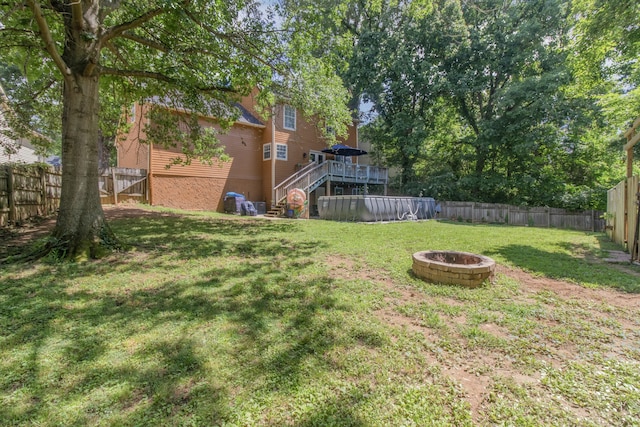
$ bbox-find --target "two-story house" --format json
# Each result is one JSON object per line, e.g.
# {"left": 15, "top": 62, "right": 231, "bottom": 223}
{"left": 117, "top": 92, "right": 388, "bottom": 214}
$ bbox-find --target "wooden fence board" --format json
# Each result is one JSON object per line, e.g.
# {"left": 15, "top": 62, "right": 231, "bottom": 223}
{"left": 605, "top": 177, "right": 640, "bottom": 256}
{"left": 99, "top": 167, "right": 147, "bottom": 205}
{"left": 1, "top": 165, "right": 148, "bottom": 226}
{"left": 439, "top": 201, "right": 604, "bottom": 232}
{"left": 627, "top": 176, "right": 639, "bottom": 258}
{"left": 0, "top": 164, "right": 61, "bottom": 226}
{"left": 607, "top": 180, "right": 626, "bottom": 245}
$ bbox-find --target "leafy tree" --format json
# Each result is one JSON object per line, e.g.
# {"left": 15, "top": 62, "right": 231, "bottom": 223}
{"left": 0, "top": 1, "right": 351, "bottom": 259}
{"left": 357, "top": 0, "right": 618, "bottom": 209}
{"left": 358, "top": 0, "right": 464, "bottom": 187}
{"left": 435, "top": 0, "right": 576, "bottom": 203}
{"left": 570, "top": 0, "right": 640, "bottom": 178}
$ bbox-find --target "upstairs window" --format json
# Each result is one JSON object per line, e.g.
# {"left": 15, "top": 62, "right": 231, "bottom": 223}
{"left": 283, "top": 105, "right": 296, "bottom": 130}
{"left": 276, "top": 143, "right": 288, "bottom": 161}
{"left": 263, "top": 143, "right": 271, "bottom": 160}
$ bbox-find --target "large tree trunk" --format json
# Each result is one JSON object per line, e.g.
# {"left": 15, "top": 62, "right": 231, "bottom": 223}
{"left": 51, "top": 74, "right": 113, "bottom": 260}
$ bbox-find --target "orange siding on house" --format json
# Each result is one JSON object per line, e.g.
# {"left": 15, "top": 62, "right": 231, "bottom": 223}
{"left": 271, "top": 105, "right": 326, "bottom": 187}
{"left": 149, "top": 114, "right": 266, "bottom": 209}
{"left": 344, "top": 124, "right": 358, "bottom": 149}
{"left": 261, "top": 115, "right": 275, "bottom": 206}
{"left": 118, "top": 104, "right": 149, "bottom": 169}
{"left": 270, "top": 105, "right": 360, "bottom": 190}
{"left": 239, "top": 91, "right": 270, "bottom": 127}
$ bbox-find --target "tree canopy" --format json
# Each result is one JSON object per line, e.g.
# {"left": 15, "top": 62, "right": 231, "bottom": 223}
{"left": 0, "top": 0, "right": 352, "bottom": 259}
{"left": 285, "top": 0, "right": 636, "bottom": 210}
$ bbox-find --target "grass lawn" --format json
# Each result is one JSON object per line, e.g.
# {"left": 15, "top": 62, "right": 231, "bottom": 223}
{"left": 1, "top": 206, "right": 639, "bottom": 426}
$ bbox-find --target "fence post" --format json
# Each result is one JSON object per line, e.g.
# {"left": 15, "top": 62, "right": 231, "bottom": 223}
{"left": 7, "top": 166, "right": 15, "bottom": 224}
{"left": 40, "top": 166, "right": 46, "bottom": 216}
{"left": 111, "top": 168, "right": 118, "bottom": 205}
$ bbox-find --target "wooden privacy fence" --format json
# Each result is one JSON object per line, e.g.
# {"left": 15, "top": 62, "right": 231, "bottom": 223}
{"left": 607, "top": 116, "right": 640, "bottom": 262}
{"left": 99, "top": 167, "right": 147, "bottom": 205}
{"left": 0, "top": 166, "right": 147, "bottom": 227}
{"left": 439, "top": 201, "right": 605, "bottom": 232}
{"left": 607, "top": 176, "right": 639, "bottom": 260}
{"left": 0, "top": 164, "right": 62, "bottom": 226}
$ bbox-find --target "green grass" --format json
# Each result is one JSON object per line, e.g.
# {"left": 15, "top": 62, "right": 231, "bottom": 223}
{"left": 1, "top": 207, "right": 639, "bottom": 426}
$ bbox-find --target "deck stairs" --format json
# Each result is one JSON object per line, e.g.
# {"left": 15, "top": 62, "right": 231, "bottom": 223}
{"left": 264, "top": 200, "right": 287, "bottom": 218}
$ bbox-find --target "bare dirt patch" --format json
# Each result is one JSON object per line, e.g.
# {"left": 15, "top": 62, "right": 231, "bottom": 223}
{"left": 336, "top": 261, "right": 640, "bottom": 424}
{"left": 496, "top": 265, "right": 640, "bottom": 310}
{"left": 0, "top": 205, "right": 177, "bottom": 258}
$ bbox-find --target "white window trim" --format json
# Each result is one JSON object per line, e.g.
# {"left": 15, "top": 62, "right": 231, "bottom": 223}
{"left": 276, "top": 143, "right": 288, "bottom": 161}
{"left": 309, "top": 150, "right": 324, "bottom": 164}
{"left": 283, "top": 105, "right": 296, "bottom": 130}
{"left": 263, "top": 143, "right": 271, "bottom": 161}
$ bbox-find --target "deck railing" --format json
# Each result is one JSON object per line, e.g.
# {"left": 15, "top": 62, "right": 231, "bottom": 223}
{"left": 273, "top": 161, "right": 388, "bottom": 205}
{"left": 327, "top": 161, "right": 388, "bottom": 184}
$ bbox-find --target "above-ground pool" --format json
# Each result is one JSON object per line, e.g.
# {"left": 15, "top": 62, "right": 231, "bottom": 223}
{"left": 318, "top": 195, "right": 438, "bottom": 222}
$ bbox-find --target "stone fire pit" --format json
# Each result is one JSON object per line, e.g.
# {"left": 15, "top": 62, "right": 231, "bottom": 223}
{"left": 412, "top": 250, "right": 495, "bottom": 288}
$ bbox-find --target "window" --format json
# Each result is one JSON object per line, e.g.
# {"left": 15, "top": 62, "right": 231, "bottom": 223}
{"left": 130, "top": 104, "right": 136, "bottom": 123}
{"left": 283, "top": 105, "right": 296, "bottom": 130}
{"left": 276, "top": 143, "right": 288, "bottom": 161}
{"left": 263, "top": 143, "right": 271, "bottom": 160}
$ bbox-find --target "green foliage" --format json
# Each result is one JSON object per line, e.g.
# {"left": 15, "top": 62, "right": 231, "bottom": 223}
{"left": 349, "top": 0, "right": 634, "bottom": 210}
{"left": 0, "top": 1, "right": 352, "bottom": 164}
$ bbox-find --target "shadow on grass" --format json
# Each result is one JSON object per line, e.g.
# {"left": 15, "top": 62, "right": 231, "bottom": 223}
{"left": 110, "top": 216, "right": 310, "bottom": 262}
{"left": 0, "top": 215, "right": 381, "bottom": 425}
{"left": 486, "top": 244, "right": 640, "bottom": 293}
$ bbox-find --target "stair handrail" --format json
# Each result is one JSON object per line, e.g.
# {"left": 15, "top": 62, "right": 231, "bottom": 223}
{"left": 275, "top": 161, "right": 317, "bottom": 191}
{"left": 274, "top": 162, "right": 328, "bottom": 204}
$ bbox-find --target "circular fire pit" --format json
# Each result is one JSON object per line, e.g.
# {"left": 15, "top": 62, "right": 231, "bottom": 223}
{"left": 412, "top": 251, "right": 495, "bottom": 288}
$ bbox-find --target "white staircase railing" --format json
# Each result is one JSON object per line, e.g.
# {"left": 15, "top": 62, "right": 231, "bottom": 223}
{"left": 274, "top": 162, "right": 329, "bottom": 204}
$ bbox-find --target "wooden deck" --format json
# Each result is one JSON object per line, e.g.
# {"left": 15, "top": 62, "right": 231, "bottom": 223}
{"left": 274, "top": 160, "right": 388, "bottom": 205}
{"left": 325, "top": 161, "right": 388, "bottom": 186}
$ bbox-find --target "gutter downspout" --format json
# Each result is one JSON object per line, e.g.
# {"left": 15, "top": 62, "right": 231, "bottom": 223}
{"left": 355, "top": 121, "right": 360, "bottom": 165}
{"left": 271, "top": 106, "right": 276, "bottom": 207}
{"left": 146, "top": 105, "right": 153, "bottom": 206}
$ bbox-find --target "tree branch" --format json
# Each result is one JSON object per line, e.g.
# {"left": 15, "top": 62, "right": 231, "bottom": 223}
{"left": 182, "top": 9, "right": 281, "bottom": 73}
{"left": 120, "top": 32, "right": 168, "bottom": 52}
{"left": 105, "top": 41, "right": 129, "bottom": 67}
{"left": 101, "top": 7, "right": 166, "bottom": 44}
{"left": 70, "top": 0, "right": 84, "bottom": 31}
{"left": 25, "top": 0, "right": 72, "bottom": 78}
{"left": 458, "top": 97, "right": 479, "bottom": 135}
{"left": 100, "top": 67, "right": 235, "bottom": 93}
{"left": 100, "top": 67, "right": 176, "bottom": 83}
